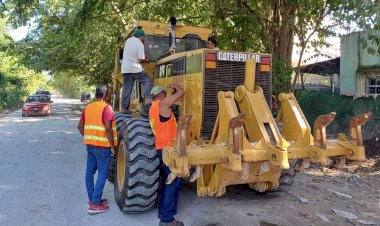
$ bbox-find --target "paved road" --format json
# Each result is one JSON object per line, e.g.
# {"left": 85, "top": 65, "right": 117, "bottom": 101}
{"left": 0, "top": 97, "right": 266, "bottom": 226}
{"left": 1, "top": 97, "right": 378, "bottom": 226}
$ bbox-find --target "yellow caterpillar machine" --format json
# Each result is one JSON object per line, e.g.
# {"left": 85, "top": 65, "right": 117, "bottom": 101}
{"left": 109, "top": 18, "right": 371, "bottom": 213}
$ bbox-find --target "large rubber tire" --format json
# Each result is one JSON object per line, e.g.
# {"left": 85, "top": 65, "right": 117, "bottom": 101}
{"left": 107, "top": 113, "right": 132, "bottom": 183}
{"left": 114, "top": 117, "right": 159, "bottom": 213}
{"left": 115, "top": 112, "right": 132, "bottom": 132}
{"left": 108, "top": 157, "right": 116, "bottom": 183}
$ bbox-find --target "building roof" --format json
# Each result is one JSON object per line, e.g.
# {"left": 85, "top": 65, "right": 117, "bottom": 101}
{"left": 299, "top": 57, "right": 340, "bottom": 76}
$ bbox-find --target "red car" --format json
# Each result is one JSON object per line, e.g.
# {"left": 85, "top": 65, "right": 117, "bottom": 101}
{"left": 22, "top": 95, "right": 52, "bottom": 117}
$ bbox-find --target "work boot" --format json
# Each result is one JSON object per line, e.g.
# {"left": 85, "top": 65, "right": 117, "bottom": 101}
{"left": 159, "top": 219, "right": 184, "bottom": 226}
{"left": 140, "top": 103, "right": 151, "bottom": 119}
{"left": 88, "top": 202, "right": 109, "bottom": 215}
{"left": 87, "top": 199, "right": 108, "bottom": 208}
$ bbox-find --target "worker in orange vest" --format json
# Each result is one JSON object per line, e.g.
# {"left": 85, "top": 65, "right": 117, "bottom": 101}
{"left": 149, "top": 84, "right": 185, "bottom": 226}
{"left": 77, "top": 85, "right": 118, "bottom": 215}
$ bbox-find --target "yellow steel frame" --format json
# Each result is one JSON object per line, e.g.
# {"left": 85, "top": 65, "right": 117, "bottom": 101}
{"left": 163, "top": 59, "right": 289, "bottom": 197}
{"left": 162, "top": 58, "right": 371, "bottom": 197}
{"left": 276, "top": 93, "right": 371, "bottom": 165}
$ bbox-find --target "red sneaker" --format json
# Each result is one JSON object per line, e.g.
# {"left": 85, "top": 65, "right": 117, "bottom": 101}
{"left": 87, "top": 199, "right": 108, "bottom": 208}
{"left": 88, "top": 202, "right": 109, "bottom": 215}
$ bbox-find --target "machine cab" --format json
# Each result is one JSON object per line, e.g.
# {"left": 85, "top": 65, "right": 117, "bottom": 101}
{"left": 113, "top": 19, "right": 212, "bottom": 111}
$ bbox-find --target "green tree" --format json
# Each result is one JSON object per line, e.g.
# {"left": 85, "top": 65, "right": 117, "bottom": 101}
{"left": 0, "top": 18, "right": 48, "bottom": 111}
{"left": 50, "top": 71, "right": 94, "bottom": 98}
{"left": 1, "top": 0, "right": 379, "bottom": 95}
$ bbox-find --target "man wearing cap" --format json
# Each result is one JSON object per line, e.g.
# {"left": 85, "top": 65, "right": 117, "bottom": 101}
{"left": 77, "top": 85, "right": 118, "bottom": 214}
{"left": 149, "top": 84, "right": 185, "bottom": 226}
{"left": 121, "top": 28, "right": 152, "bottom": 114}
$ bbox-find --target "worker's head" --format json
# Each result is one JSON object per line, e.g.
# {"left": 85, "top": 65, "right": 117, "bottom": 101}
{"left": 151, "top": 86, "right": 166, "bottom": 100}
{"left": 95, "top": 85, "right": 108, "bottom": 100}
{"left": 207, "top": 37, "right": 217, "bottom": 49}
{"left": 133, "top": 29, "right": 145, "bottom": 42}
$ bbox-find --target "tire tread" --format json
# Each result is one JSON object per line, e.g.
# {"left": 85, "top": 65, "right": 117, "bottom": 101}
{"left": 114, "top": 117, "right": 159, "bottom": 213}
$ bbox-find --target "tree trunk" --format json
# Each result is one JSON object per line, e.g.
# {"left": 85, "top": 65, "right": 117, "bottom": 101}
{"left": 292, "top": 45, "right": 306, "bottom": 92}
{"left": 270, "top": 2, "right": 296, "bottom": 65}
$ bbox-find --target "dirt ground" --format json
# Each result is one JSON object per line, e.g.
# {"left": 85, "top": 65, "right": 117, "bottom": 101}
{"left": 0, "top": 97, "right": 378, "bottom": 226}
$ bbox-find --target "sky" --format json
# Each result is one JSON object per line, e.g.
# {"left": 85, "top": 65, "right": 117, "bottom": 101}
{"left": 292, "top": 36, "right": 341, "bottom": 67}
{"left": 9, "top": 25, "right": 28, "bottom": 41}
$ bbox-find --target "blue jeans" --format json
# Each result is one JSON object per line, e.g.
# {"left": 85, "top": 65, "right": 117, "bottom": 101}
{"left": 157, "top": 150, "right": 181, "bottom": 223}
{"left": 85, "top": 145, "right": 111, "bottom": 205}
{"left": 121, "top": 71, "right": 152, "bottom": 110}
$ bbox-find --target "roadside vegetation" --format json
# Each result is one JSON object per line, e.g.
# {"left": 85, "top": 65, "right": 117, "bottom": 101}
{"left": 297, "top": 90, "right": 380, "bottom": 137}
{"left": 0, "top": 19, "right": 49, "bottom": 112}
{"left": 50, "top": 71, "right": 95, "bottom": 99}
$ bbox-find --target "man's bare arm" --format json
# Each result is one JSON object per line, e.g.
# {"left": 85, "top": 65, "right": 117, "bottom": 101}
{"left": 159, "top": 84, "right": 185, "bottom": 117}
{"left": 77, "top": 119, "right": 84, "bottom": 136}
{"left": 138, "top": 57, "right": 150, "bottom": 63}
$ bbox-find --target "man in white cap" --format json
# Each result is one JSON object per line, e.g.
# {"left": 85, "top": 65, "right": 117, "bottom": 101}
{"left": 149, "top": 84, "right": 185, "bottom": 226}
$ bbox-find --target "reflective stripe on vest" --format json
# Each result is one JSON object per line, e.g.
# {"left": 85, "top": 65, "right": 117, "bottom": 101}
{"left": 149, "top": 100, "right": 177, "bottom": 149}
{"left": 83, "top": 101, "right": 118, "bottom": 147}
{"left": 84, "top": 135, "right": 117, "bottom": 142}
{"left": 84, "top": 125, "right": 117, "bottom": 131}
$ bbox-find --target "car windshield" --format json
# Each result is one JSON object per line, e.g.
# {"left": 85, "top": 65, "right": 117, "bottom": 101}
{"left": 36, "top": 91, "right": 50, "bottom": 95}
{"left": 26, "top": 96, "right": 50, "bottom": 103}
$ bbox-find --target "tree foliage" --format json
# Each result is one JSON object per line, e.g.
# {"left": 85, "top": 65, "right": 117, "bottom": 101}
{"left": 50, "top": 71, "right": 94, "bottom": 98}
{"left": 0, "top": 0, "right": 379, "bottom": 96}
{"left": 0, "top": 18, "right": 48, "bottom": 111}
{"left": 296, "top": 90, "right": 380, "bottom": 138}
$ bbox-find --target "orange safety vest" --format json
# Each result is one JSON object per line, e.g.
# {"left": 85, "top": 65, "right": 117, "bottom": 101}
{"left": 83, "top": 101, "right": 118, "bottom": 147}
{"left": 149, "top": 100, "right": 177, "bottom": 150}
